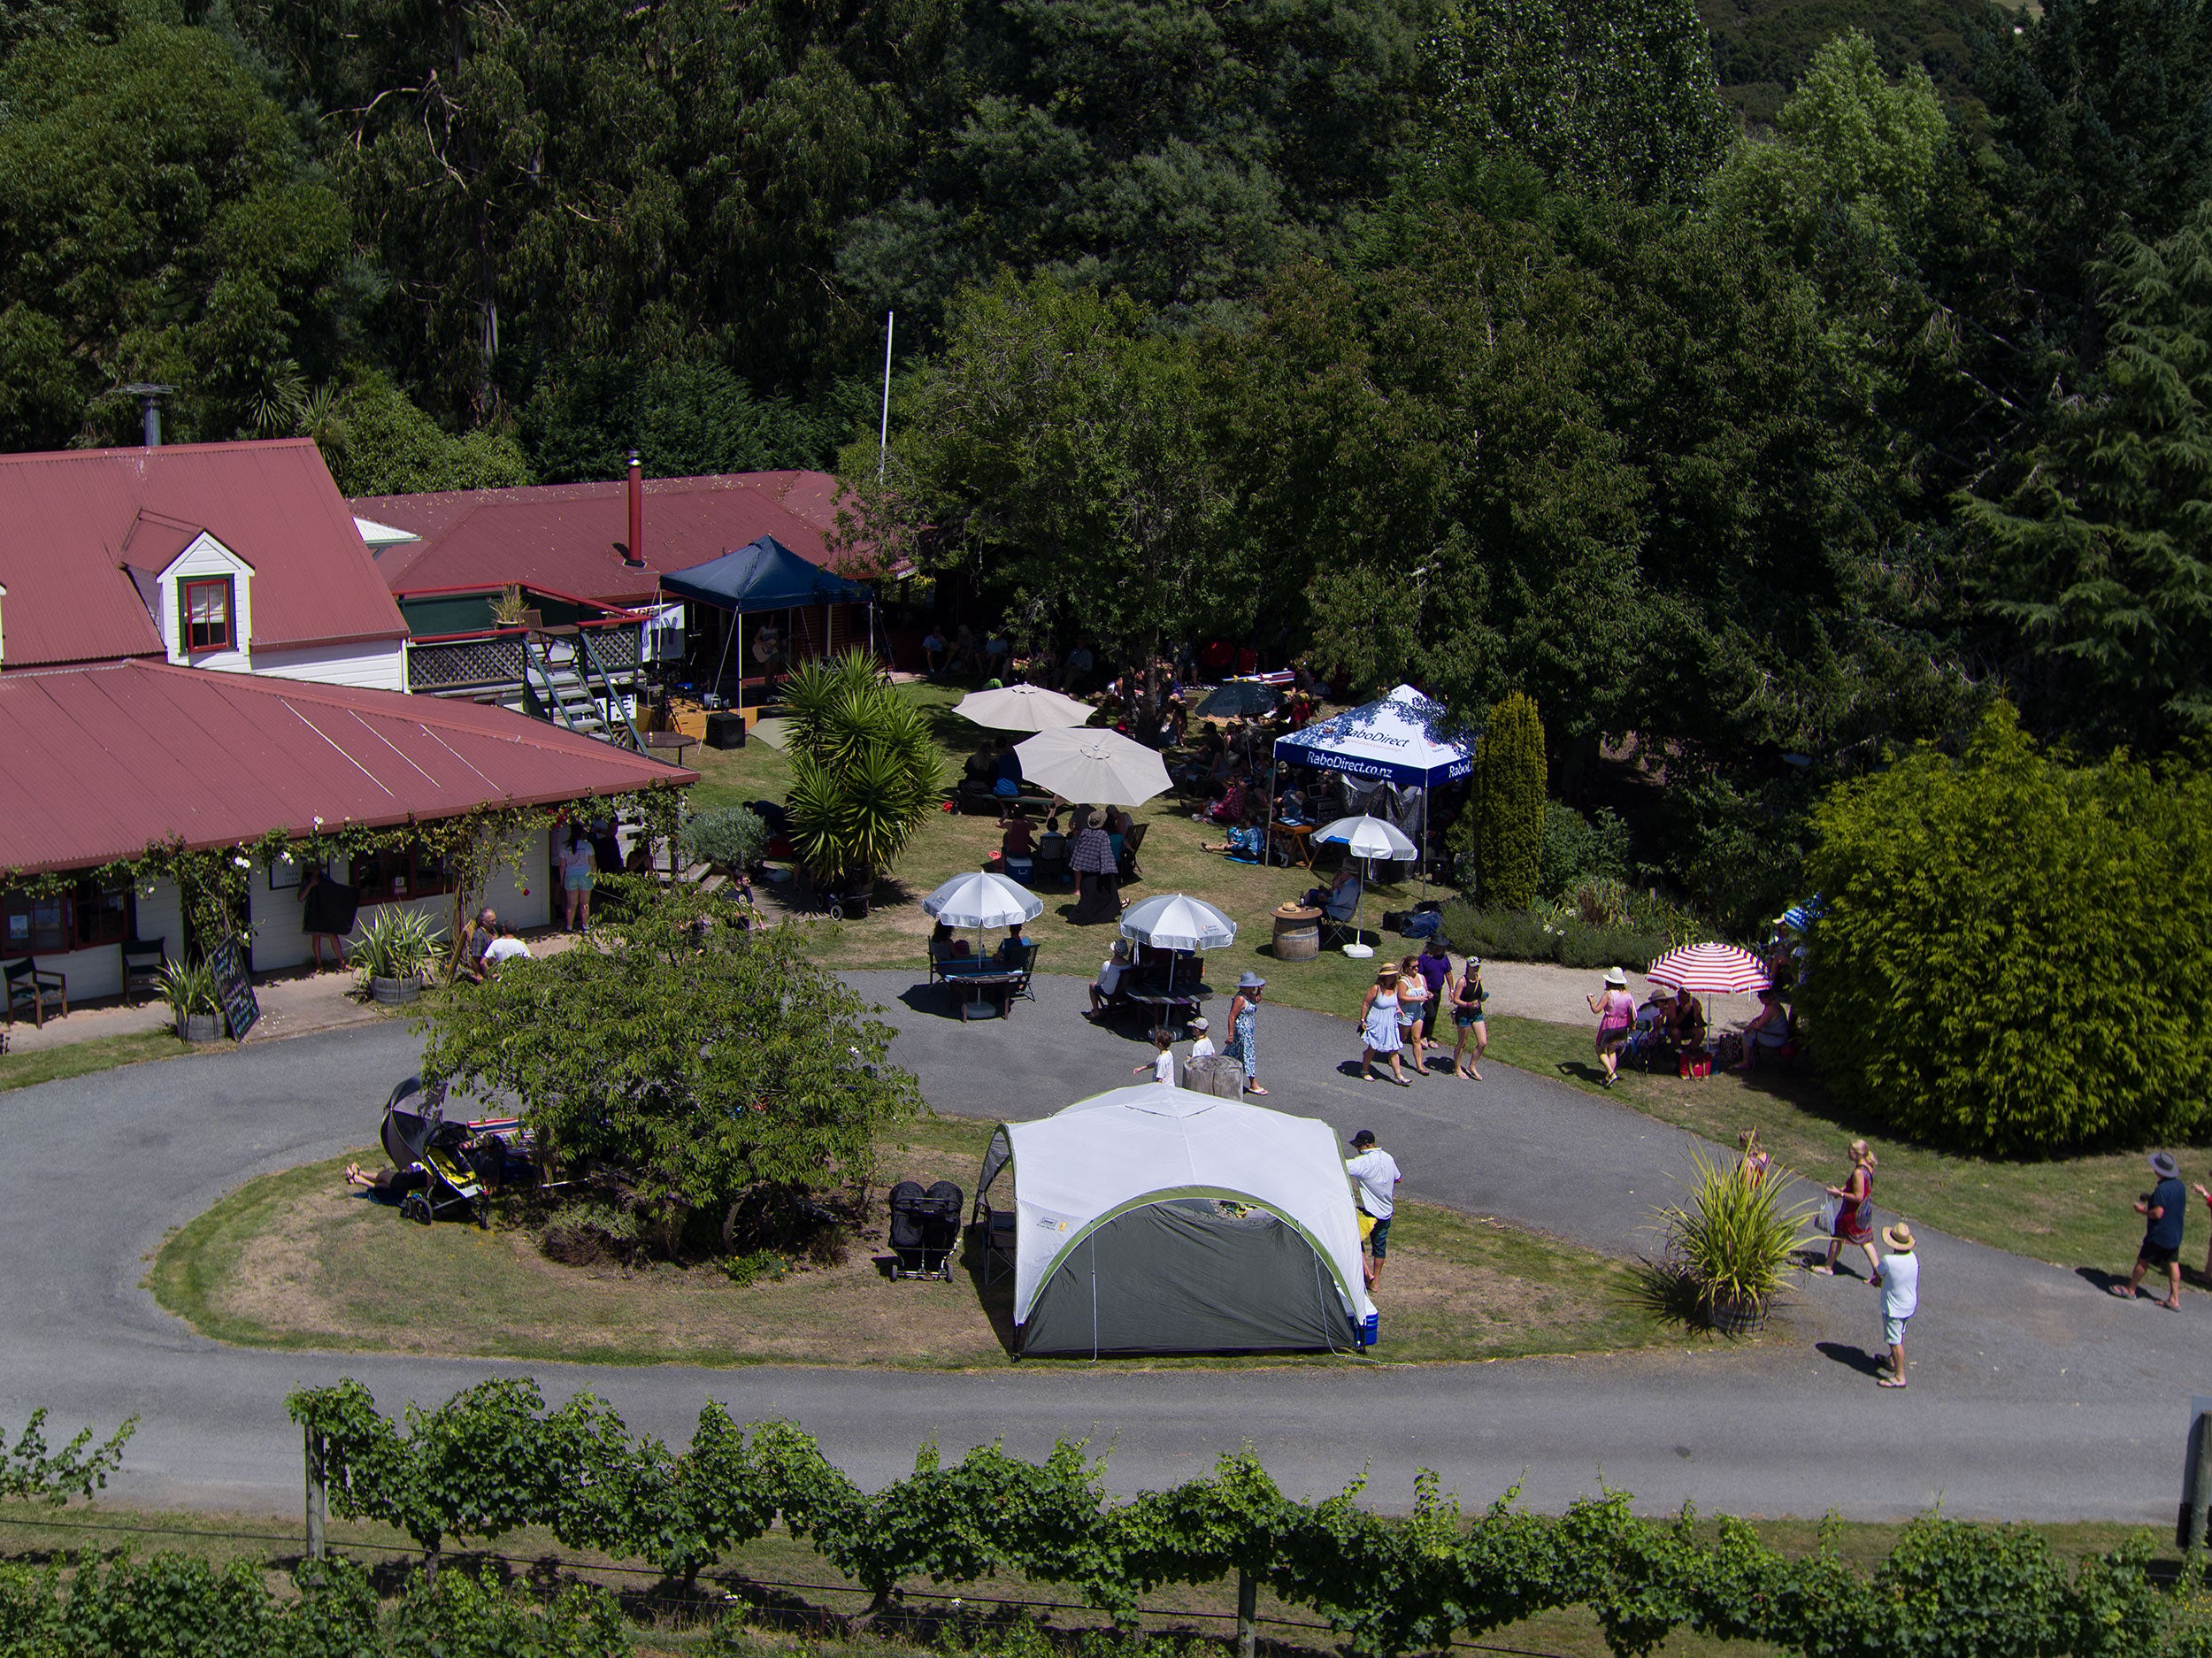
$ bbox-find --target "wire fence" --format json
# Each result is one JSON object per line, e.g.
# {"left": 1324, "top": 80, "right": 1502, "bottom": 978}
{"left": 0, "top": 1508, "right": 1575, "bottom": 1658}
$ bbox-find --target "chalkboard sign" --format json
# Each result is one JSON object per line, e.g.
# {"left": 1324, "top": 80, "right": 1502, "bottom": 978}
{"left": 208, "top": 936, "right": 259, "bottom": 1041}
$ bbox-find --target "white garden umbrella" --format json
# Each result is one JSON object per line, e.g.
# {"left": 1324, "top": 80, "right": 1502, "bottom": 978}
{"left": 1014, "top": 726, "right": 1172, "bottom": 807}
{"left": 1119, "top": 893, "right": 1236, "bottom": 997}
{"left": 1311, "top": 815, "right": 1417, "bottom": 960}
{"left": 1647, "top": 942, "right": 1772, "bottom": 995}
{"left": 1313, "top": 814, "right": 1417, "bottom": 861}
{"left": 921, "top": 871, "right": 1044, "bottom": 953}
{"left": 1120, "top": 893, "right": 1238, "bottom": 952}
{"left": 956, "top": 684, "right": 1095, "bottom": 733}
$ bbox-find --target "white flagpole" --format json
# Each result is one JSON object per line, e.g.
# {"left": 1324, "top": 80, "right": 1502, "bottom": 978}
{"left": 879, "top": 311, "right": 895, "bottom": 482}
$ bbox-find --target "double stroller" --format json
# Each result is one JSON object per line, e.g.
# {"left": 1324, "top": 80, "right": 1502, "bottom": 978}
{"left": 887, "top": 1179, "right": 964, "bottom": 1280}
{"left": 378, "top": 1075, "right": 533, "bottom": 1227}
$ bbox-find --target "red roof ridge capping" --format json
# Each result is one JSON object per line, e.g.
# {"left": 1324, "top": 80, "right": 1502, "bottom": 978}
{"left": 0, "top": 659, "right": 695, "bottom": 877}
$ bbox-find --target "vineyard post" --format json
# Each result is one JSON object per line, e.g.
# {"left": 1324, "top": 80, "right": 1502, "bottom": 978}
{"left": 1236, "top": 1568, "right": 1256, "bottom": 1658}
{"left": 303, "top": 1423, "right": 326, "bottom": 1561}
{"left": 2185, "top": 1409, "right": 2212, "bottom": 1554}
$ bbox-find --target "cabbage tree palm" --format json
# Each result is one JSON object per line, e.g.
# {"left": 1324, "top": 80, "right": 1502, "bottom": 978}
{"left": 782, "top": 652, "right": 941, "bottom": 887}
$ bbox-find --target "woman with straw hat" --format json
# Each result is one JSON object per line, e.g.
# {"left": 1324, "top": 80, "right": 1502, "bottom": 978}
{"left": 1359, "top": 966, "right": 1409, "bottom": 1086}
{"left": 1586, "top": 967, "right": 1637, "bottom": 1087}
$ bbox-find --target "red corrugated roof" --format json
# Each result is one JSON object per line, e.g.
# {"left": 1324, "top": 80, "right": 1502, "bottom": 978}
{"left": 353, "top": 471, "right": 856, "bottom": 604}
{"left": 0, "top": 660, "right": 695, "bottom": 876}
{"left": 0, "top": 440, "right": 407, "bottom": 669}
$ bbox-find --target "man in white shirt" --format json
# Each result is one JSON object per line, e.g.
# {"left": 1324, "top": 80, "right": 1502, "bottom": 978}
{"left": 1878, "top": 1222, "right": 1919, "bottom": 1387}
{"left": 482, "top": 929, "right": 531, "bottom": 976}
{"left": 1087, "top": 940, "right": 1131, "bottom": 1017}
{"left": 1345, "top": 1129, "right": 1402, "bottom": 1290}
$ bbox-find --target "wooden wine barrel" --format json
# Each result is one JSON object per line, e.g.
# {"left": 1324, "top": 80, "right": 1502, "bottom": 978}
{"left": 1271, "top": 904, "right": 1321, "bottom": 962}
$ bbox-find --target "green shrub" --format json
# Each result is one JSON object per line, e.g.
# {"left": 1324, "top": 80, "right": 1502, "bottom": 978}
{"left": 680, "top": 804, "right": 768, "bottom": 872}
{"left": 1554, "top": 921, "right": 1671, "bottom": 972}
{"left": 1647, "top": 770, "right": 1811, "bottom": 941}
{"left": 1540, "top": 801, "right": 1629, "bottom": 898}
{"left": 1471, "top": 693, "right": 1545, "bottom": 908}
{"left": 1436, "top": 903, "right": 1557, "bottom": 962}
{"left": 1805, "top": 704, "right": 2212, "bottom": 1155}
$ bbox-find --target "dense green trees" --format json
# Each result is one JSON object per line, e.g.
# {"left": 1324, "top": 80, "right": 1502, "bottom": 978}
{"left": 0, "top": 19, "right": 350, "bottom": 448}
{"left": 1805, "top": 705, "right": 2212, "bottom": 1155}
{"left": 6, "top": 0, "right": 2212, "bottom": 921}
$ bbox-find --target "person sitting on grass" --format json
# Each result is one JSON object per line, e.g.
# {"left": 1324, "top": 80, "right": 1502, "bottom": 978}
{"left": 1738, "top": 985, "right": 1793, "bottom": 1067}
{"left": 1666, "top": 986, "right": 1708, "bottom": 1055}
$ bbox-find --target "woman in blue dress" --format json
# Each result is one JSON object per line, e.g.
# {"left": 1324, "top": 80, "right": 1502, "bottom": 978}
{"left": 1359, "top": 966, "right": 1408, "bottom": 1085}
{"left": 1221, "top": 970, "right": 1267, "bottom": 1095}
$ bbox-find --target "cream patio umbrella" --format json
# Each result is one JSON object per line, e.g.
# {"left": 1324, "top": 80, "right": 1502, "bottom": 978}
{"left": 955, "top": 684, "right": 1097, "bottom": 733}
{"left": 1013, "top": 727, "right": 1172, "bottom": 807}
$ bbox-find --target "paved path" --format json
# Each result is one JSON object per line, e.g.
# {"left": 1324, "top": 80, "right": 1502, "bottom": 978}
{"left": 0, "top": 972, "right": 2193, "bottom": 1524}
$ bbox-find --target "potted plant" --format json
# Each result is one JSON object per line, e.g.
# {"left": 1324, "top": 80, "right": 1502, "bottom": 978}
{"left": 1655, "top": 1144, "right": 1813, "bottom": 1335}
{"left": 157, "top": 960, "right": 223, "bottom": 1042}
{"left": 349, "top": 907, "right": 445, "bottom": 1004}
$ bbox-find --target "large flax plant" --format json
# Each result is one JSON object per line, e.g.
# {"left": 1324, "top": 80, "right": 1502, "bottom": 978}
{"left": 782, "top": 653, "right": 941, "bottom": 887}
{"left": 1655, "top": 1142, "right": 1813, "bottom": 1315}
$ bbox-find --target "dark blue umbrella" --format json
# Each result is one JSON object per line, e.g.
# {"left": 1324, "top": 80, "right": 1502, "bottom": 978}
{"left": 1195, "top": 680, "right": 1279, "bottom": 719}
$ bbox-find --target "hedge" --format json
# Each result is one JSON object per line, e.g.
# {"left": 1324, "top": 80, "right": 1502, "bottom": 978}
{"left": 1805, "top": 705, "right": 2212, "bottom": 1155}
{"left": 278, "top": 1377, "right": 2212, "bottom": 1658}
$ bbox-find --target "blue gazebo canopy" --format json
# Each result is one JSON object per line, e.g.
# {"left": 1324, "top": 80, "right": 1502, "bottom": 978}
{"left": 661, "top": 535, "right": 868, "bottom": 613}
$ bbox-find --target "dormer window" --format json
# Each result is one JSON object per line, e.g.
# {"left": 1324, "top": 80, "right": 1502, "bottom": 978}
{"left": 181, "top": 576, "right": 234, "bottom": 652}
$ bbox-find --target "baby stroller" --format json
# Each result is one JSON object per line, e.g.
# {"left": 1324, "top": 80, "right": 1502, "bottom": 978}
{"left": 379, "top": 1075, "right": 527, "bottom": 1228}
{"left": 887, "top": 1179, "right": 964, "bottom": 1280}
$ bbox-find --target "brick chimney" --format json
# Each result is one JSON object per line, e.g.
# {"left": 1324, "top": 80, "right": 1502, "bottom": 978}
{"left": 624, "top": 450, "right": 645, "bottom": 568}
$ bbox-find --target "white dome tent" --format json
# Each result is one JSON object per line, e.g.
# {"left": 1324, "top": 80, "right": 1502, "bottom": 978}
{"left": 974, "top": 1083, "right": 1374, "bottom": 1356}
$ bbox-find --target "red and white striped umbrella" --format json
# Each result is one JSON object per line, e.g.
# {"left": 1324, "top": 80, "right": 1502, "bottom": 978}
{"left": 1646, "top": 942, "right": 1771, "bottom": 995}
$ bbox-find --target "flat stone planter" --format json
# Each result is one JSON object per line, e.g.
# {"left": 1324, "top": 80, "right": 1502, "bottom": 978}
{"left": 178, "top": 1013, "right": 223, "bottom": 1044}
{"left": 1705, "top": 1293, "right": 1770, "bottom": 1337}
{"left": 370, "top": 974, "right": 424, "bottom": 1006}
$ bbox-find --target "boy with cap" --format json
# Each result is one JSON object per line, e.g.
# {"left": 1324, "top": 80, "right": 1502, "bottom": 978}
{"left": 1186, "top": 1017, "right": 1215, "bottom": 1061}
{"left": 1345, "top": 1130, "right": 1401, "bottom": 1291}
{"left": 2115, "top": 1151, "right": 2187, "bottom": 1309}
{"left": 1877, "top": 1222, "right": 1917, "bottom": 1387}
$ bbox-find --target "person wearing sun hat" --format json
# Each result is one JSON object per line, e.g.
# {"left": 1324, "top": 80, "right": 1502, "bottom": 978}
{"left": 1222, "top": 971, "right": 1266, "bottom": 1095}
{"left": 2116, "top": 1151, "right": 2188, "bottom": 1310}
{"left": 1876, "top": 1222, "right": 1919, "bottom": 1387}
{"left": 1586, "top": 966, "right": 1638, "bottom": 1086}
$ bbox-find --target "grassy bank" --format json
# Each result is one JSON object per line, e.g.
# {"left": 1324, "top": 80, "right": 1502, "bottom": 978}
{"left": 149, "top": 1116, "right": 1678, "bottom": 1369}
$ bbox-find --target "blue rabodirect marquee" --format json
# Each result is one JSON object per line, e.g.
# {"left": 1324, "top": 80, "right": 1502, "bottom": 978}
{"left": 1271, "top": 684, "right": 1477, "bottom": 787}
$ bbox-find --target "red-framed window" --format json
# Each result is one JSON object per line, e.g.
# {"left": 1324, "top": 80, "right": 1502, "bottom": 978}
{"left": 349, "top": 845, "right": 457, "bottom": 904}
{"left": 180, "top": 576, "right": 234, "bottom": 652}
{"left": 2, "top": 879, "right": 133, "bottom": 956}
{"left": 3, "top": 892, "right": 70, "bottom": 954}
